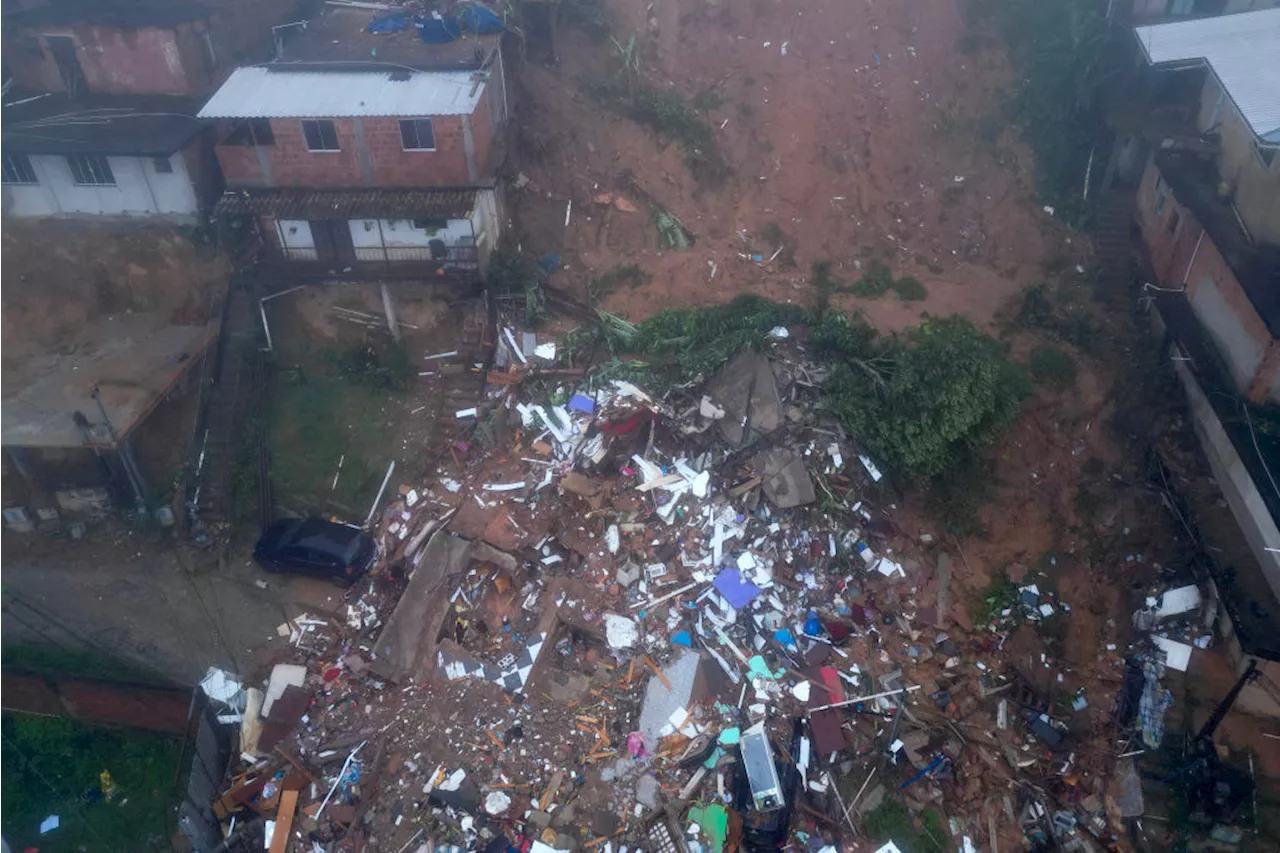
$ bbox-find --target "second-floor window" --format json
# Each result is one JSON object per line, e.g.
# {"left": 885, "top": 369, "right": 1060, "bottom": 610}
{"left": 67, "top": 154, "right": 115, "bottom": 186}
{"left": 399, "top": 119, "right": 436, "bottom": 152}
{"left": 227, "top": 119, "right": 275, "bottom": 147}
{"left": 301, "top": 120, "right": 340, "bottom": 152}
{"left": 2, "top": 153, "right": 38, "bottom": 185}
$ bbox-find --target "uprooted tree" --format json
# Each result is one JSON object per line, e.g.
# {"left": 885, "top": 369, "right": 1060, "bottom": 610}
{"left": 567, "top": 293, "right": 1029, "bottom": 481}
{"left": 813, "top": 313, "right": 1030, "bottom": 479}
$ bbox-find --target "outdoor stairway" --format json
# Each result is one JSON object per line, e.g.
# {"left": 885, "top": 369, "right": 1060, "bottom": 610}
{"left": 1091, "top": 190, "right": 1139, "bottom": 296}
{"left": 187, "top": 275, "right": 264, "bottom": 542}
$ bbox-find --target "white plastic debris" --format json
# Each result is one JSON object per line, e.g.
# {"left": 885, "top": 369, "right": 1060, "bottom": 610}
{"left": 603, "top": 614, "right": 639, "bottom": 649}
{"left": 484, "top": 791, "right": 512, "bottom": 815}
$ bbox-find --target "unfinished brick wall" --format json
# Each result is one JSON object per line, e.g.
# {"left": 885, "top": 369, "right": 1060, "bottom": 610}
{"left": 3, "top": 0, "right": 293, "bottom": 97}
{"left": 217, "top": 114, "right": 487, "bottom": 188}
{"left": 3, "top": 24, "right": 209, "bottom": 95}
{"left": 1137, "top": 157, "right": 1280, "bottom": 402}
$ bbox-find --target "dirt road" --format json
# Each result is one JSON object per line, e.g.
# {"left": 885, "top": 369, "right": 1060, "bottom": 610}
{"left": 2, "top": 529, "right": 347, "bottom": 686}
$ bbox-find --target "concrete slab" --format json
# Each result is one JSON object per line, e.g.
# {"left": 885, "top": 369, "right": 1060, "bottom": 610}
{"left": 637, "top": 649, "right": 704, "bottom": 744}
{"left": 2, "top": 314, "right": 218, "bottom": 448}
{"left": 707, "top": 351, "right": 782, "bottom": 447}
{"left": 752, "top": 448, "right": 816, "bottom": 508}
{"left": 370, "top": 531, "right": 473, "bottom": 682}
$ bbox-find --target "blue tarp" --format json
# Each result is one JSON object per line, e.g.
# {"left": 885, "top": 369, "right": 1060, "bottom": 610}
{"left": 458, "top": 3, "right": 505, "bottom": 34}
{"left": 366, "top": 14, "right": 410, "bottom": 34}
{"left": 416, "top": 15, "right": 463, "bottom": 44}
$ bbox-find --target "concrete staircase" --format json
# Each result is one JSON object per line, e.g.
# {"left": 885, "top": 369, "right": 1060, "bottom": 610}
{"left": 1091, "top": 190, "right": 1140, "bottom": 298}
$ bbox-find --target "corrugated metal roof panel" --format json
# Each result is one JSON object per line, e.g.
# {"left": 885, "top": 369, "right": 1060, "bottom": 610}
{"left": 198, "top": 67, "right": 484, "bottom": 119}
{"left": 212, "top": 187, "right": 478, "bottom": 219}
{"left": 1134, "top": 8, "right": 1280, "bottom": 142}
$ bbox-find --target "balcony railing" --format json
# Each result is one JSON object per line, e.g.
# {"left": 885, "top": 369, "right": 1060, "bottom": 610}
{"left": 278, "top": 244, "right": 479, "bottom": 268}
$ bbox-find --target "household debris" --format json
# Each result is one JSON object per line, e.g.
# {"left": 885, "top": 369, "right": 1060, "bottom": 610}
{"left": 196, "top": 320, "right": 1203, "bottom": 853}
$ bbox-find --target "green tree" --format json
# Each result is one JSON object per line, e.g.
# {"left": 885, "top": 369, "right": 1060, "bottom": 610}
{"left": 815, "top": 314, "right": 1029, "bottom": 478}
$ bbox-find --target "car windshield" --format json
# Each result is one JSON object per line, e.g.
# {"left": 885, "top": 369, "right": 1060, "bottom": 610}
{"left": 341, "top": 534, "right": 364, "bottom": 565}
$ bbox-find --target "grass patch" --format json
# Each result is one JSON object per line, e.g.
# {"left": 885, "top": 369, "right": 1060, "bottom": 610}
{"left": 812, "top": 260, "right": 928, "bottom": 302}
{"left": 584, "top": 76, "right": 729, "bottom": 186}
{"left": 588, "top": 264, "right": 651, "bottom": 304}
{"left": 925, "top": 451, "right": 994, "bottom": 537}
{"left": 1014, "top": 282, "right": 1098, "bottom": 351}
{"left": 1029, "top": 344, "right": 1076, "bottom": 390}
{"left": 265, "top": 365, "right": 399, "bottom": 518}
{"left": 861, "top": 798, "right": 948, "bottom": 853}
{"left": 972, "top": 568, "right": 1020, "bottom": 626}
{"left": 1, "top": 713, "right": 183, "bottom": 852}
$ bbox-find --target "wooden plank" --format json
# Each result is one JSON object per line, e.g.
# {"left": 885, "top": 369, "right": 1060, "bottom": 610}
{"left": 269, "top": 789, "right": 299, "bottom": 853}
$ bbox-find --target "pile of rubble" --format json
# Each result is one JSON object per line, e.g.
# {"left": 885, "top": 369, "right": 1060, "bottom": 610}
{"left": 198, "top": 323, "right": 1207, "bottom": 853}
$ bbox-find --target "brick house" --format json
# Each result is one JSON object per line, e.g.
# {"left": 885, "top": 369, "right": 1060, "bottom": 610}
{"left": 200, "top": 6, "right": 509, "bottom": 274}
{"left": 1124, "top": 9, "right": 1280, "bottom": 715}
{"left": 1131, "top": 9, "right": 1280, "bottom": 401}
{"left": 1, "top": 0, "right": 296, "bottom": 220}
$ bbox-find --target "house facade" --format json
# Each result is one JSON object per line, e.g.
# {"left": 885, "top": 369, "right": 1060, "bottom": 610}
{"left": 1132, "top": 8, "right": 1280, "bottom": 401}
{"left": 1, "top": 0, "right": 295, "bottom": 96}
{"left": 0, "top": 0, "right": 294, "bottom": 221}
{"left": 1126, "top": 0, "right": 1278, "bottom": 24}
{"left": 2, "top": 94, "right": 208, "bottom": 221}
{"left": 1125, "top": 9, "right": 1280, "bottom": 714}
{"left": 201, "top": 6, "right": 509, "bottom": 274}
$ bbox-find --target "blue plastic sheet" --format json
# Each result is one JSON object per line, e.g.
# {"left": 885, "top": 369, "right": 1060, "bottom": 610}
{"left": 416, "top": 15, "right": 463, "bottom": 44}
{"left": 713, "top": 567, "right": 761, "bottom": 609}
{"left": 367, "top": 14, "right": 409, "bottom": 34}
{"left": 458, "top": 3, "right": 505, "bottom": 34}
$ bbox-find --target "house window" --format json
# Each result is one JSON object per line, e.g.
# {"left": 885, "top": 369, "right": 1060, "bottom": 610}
{"left": 2, "top": 153, "right": 38, "bottom": 185}
{"left": 301, "top": 119, "right": 340, "bottom": 152}
{"left": 1153, "top": 174, "right": 1168, "bottom": 215}
{"left": 226, "top": 118, "right": 275, "bottom": 146}
{"left": 412, "top": 218, "right": 447, "bottom": 232}
{"left": 153, "top": 156, "right": 174, "bottom": 173}
{"left": 399, "top": 119, "right": 436, "bottom": 151}
{"left": 66, "top": 154, "right": 115, "bottom": 185}
{"left": 1255, "top": 141, "right": 1277, "bottom": 169}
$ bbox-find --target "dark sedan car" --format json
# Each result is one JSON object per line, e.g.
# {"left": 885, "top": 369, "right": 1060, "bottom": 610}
{"left": 253, "top": 517, "right": 376, "bottom": 585}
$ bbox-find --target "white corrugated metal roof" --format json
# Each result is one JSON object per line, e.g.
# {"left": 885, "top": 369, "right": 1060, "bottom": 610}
{"left": 1134, "top": 8, "right": 1280, "bottom": 143}
{"left": 198, "top": 67, "right": 484, "bottom": 119}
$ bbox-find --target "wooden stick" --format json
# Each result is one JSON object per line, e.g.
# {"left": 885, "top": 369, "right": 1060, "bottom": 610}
{"left": 644, "top": 655, "right": 672, "bottom": 690}
{"left": 808, "top": 685, "right": 921, "bottom": 714}
{"left": 273, "top": 746, "right": 318, "bottom": 786}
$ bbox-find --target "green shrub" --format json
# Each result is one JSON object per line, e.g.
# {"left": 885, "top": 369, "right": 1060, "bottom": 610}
{"left": 892, "top": 275, "right": 928, "bottom": 301}
{"left": 1030, "top": 345, "right": 1076, "bottom": 390}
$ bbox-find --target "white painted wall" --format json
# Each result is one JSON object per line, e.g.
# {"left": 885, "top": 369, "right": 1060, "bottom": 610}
{"left": 1189, "top": 275, "right": 1266, "bottom": 391}
{"left": 348, "top": 218, "right": 472, "bottom": 248}
{"left": 348, "top": 218, "right": 474, "bottom": 261}
{"left": 473, "top": 189, "right": 497, "bottom": 246}
{"left": 276, "top": 219, "right": 317, "bottom": 260}
{"left": 1, "top": 153, "right": 198, "bottom": 220}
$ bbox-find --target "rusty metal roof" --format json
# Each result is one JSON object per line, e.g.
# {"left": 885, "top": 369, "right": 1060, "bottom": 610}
{"left": 213, "top": 187, "right": 479, "bottom": 220}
